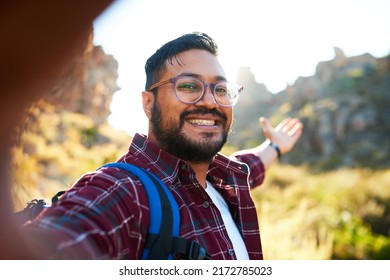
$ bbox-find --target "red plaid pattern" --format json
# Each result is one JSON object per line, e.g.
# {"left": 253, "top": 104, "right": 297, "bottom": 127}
{"left": 22, "top": 133, "right": 265, "bottom": 259}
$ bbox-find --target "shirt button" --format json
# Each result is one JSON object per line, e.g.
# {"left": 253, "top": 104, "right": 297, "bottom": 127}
{"left": 202, "top": 201, "right": 210, "bottom": 208}
{"left": 180, "top": 164, "right": 186, "bottom": 170}
{"left": 228, "top": 249, "right": 234, "bottom": 256}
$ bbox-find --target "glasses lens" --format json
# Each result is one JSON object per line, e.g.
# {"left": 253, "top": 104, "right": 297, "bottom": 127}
{"left": 174, "top": 76, "right": 242, "bottom": 106}
{"left": 214, "top": 82, "right": 241, "bottom": 106}
{"left": 175, "top": 77, "right": 204, "bottom": 103}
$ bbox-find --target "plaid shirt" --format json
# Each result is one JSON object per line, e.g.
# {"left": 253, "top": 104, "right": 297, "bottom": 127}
{"left": 22, "top": 133, "right": 265, "bottom": 260}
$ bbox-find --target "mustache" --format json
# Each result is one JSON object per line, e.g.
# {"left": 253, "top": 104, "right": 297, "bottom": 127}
{"left": 180, "top": 108, "right": 228, "bottom": 122}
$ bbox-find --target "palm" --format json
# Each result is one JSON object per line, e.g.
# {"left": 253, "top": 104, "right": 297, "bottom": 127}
{"left": 260, "top": 117, "right": 303, "bottom": 154}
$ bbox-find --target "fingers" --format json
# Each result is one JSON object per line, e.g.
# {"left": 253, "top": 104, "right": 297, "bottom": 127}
{"left": 287, "top": 119, "right": 303, "bottom": 135}
{"left": 277, "top": 118, "right": 302, "bottom": 135}
{"left": 259, "top": 117, "right": 303, "bottom": 135}
{"left": 275, "top": 117, "right": 291, "bottom": 131}
{"left": 290, "top": 124, "right": 303, "bottom": 143}
{"left": 289, "top": 121, "right": 303, "bottom": 136}
{"left": 259, "top": 117, "right": 303, "bottom": 152}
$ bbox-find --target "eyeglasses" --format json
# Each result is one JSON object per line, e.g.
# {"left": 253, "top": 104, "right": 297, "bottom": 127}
{"left": 147, "top": 75, "right": 243, "bottom": 107}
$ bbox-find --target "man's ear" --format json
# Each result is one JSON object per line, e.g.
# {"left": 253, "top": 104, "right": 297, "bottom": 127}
{"left": 142, "top": 90, "right": 154, "bottom": 120}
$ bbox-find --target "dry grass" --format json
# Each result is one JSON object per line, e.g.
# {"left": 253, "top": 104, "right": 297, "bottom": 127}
{"left": 251, "top": 163, "right": 390, "bottom": 259}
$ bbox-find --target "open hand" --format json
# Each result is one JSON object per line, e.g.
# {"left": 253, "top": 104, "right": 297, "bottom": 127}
{"left": 259, "top": 117, "right": 303, "bottom": 155}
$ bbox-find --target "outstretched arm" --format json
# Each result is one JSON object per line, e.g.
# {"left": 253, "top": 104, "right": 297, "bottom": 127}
{"left": 0, "top": 0, "right": 114, "bottom": 260}
{"left": 232, "top": 117, "right": 303, "bottom": 170}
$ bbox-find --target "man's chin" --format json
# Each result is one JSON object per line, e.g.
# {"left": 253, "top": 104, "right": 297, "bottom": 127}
{"left": 182, "top": 126, "right": 223, "bottom": 140}
{"left": 185, "top": 132, "right": 225, "bottom": 147}
{"left": 164, "top": 135, "right": 224, "bottom": 163}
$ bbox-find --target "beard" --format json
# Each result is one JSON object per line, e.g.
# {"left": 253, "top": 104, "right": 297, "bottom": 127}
{"left": 150, "top": 99, "right": 230, "bottom": 163}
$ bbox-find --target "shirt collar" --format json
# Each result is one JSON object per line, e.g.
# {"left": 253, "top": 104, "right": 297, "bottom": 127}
{"left": 125, "top": 133, "right": 248, "bottom": 186}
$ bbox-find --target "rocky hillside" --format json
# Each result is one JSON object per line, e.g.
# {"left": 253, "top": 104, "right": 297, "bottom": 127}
{"left": 230, "top": 48, "right": 390, "bottom": 169}
{"left": 11, "top": 41, "right": 130, "bottom": 210}
{"left": 45, "top": 44, "right": 119, "bottom": 125}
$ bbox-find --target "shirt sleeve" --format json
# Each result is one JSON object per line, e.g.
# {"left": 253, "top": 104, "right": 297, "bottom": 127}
{"left": 232, "top": 153, "right": 265, "bottom": 189}
{"left": 20, "top": 169, "right": 150, "bottom": 259}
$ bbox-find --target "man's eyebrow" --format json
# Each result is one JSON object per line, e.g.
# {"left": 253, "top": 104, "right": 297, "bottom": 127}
{"left": 177, "top": 72, "right": 228, "bottom": 82}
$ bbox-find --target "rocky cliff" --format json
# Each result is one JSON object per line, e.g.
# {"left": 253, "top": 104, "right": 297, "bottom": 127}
{"left": 45, "top": 44, "right": 119, "bottom": 125}
{"left": 231, "top": 48, "right": 390, "bottom": 169}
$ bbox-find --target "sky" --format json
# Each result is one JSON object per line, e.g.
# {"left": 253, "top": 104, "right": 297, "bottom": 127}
{"left": 93, "top": 0, "right": 390, "bottom": 136}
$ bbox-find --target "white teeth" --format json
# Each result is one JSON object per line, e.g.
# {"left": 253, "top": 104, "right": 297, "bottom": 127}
{"left": 188, "top": 119, "right": 215, "bottom": 126}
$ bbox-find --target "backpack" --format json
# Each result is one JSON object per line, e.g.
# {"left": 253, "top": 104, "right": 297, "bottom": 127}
{"left": 15, "top": 162, "right": 211, "bottom": 260}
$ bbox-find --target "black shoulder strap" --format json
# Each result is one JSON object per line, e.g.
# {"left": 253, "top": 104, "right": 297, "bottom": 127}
{"left": 14, "top": 199, "right": 47, "bottom": 225}
{"left": 15, "top": 191, "right": 66, "bottom": 225}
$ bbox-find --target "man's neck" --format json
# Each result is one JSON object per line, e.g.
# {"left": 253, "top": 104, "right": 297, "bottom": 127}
{"left": 188, "top": 161, "right": 210, "bottom": 189}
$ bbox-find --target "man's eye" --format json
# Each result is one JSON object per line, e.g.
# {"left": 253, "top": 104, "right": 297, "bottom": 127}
{"left": 178, "top": 83, "right": 199, "bottom": 91}
{"left": 215, "top": 85, "right": 228, "bottom": 95}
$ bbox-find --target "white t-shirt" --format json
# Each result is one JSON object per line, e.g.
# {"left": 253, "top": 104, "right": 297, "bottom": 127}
{"left": 205, "top": 181, "right": 249, "bottom": 260}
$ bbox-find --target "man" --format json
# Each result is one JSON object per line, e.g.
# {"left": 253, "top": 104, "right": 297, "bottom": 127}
{"left": 21, "top": 32, "right": 302, "bottom": 260}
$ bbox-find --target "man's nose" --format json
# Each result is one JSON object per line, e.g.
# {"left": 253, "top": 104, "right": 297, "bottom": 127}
{"left": 195, "top": 86, "right": 217, "bottom": 108}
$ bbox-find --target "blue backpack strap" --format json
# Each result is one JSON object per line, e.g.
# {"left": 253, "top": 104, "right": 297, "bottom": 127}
{"left": 99, "top": 162, "right": 180, "bottom": 259}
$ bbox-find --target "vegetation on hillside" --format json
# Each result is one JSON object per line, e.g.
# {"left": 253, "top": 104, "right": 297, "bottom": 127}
{"left": 11, "top": 101, "right": 130, "bottom": 210}
{"left": 252, "top": 163, "right": 390, "bottom": 259}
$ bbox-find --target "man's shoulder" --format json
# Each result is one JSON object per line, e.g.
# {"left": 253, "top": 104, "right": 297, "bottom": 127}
{"left": 213, "top": 153, "right": 250, "bottom": 172}
{"left": 71, "top": 162, "right": 147, "bottom": 194}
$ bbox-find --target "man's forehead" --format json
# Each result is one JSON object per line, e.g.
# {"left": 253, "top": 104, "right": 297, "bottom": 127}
{"left": 167, "top": 49, "right": 217, "bottom": 64}
{"left": 164, "top": 49, "right": 226, "bottom": 78}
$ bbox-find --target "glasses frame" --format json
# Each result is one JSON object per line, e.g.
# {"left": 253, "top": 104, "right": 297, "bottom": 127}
{"left": 147, "top": 75, "right": 243, "bottom": 107}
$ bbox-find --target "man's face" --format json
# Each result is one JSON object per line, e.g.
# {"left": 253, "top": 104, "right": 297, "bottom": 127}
{"left": 146, "top": 49, "right": 233, "bottom": 163}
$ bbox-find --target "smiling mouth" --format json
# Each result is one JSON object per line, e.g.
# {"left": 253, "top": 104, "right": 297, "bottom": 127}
{"left": 188, "top": 119, "right": 218, "bottom": 126}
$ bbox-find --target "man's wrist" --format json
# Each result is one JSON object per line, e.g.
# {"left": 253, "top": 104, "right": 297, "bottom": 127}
{"left": 269, "top": 142, "right": 281, "bottom": 159}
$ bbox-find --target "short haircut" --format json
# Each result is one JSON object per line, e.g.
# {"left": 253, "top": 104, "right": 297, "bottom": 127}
{"left": 144, "top": 32, "right": 219, "bottom": 90}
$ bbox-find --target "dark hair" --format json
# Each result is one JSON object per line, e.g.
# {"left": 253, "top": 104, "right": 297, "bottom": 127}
{"left": 144, "top": 32, "right": 219, "bottom": 90}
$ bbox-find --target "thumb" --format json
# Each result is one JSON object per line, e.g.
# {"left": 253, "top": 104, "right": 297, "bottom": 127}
{"left": 259, "top": 117, "right": 272, "bottom": 139}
